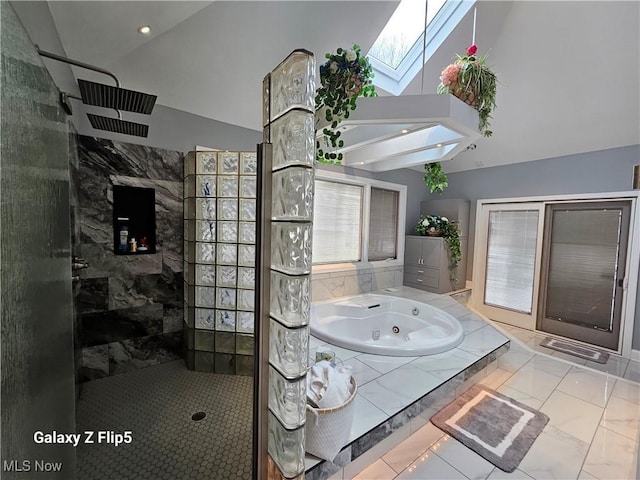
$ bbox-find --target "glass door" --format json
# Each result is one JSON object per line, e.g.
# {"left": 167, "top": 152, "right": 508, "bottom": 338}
{"left": 537, "top": 201, "right": 631, "bottom": 350}
{"left": 474, "top": 204, "right": 545, "bottom": 330}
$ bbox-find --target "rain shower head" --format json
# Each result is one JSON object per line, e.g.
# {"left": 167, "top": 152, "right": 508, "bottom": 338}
{"left": 78, "top": 79, "right": 157, "bottom": 114}
{"left": 87, "top": 114, "right": 149, "bottom": 138}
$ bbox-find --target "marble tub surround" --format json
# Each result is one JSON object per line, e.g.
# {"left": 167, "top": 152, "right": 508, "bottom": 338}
{"left": 74, "top": 135, "right": 184, "bottom": 381}
{"left": 312, "top": 265, "right": 404, "bottom": 302}
{"left": 304, "top": 286, "right": 510, "bottom": 480}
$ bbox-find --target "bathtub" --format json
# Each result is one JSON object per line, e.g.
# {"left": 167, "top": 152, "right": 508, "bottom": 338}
{"left": 310, "top": 294, "right": 464, "bottom": 356}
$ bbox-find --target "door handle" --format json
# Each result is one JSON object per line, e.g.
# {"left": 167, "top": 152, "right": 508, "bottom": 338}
{"left": 618, "top": 278, "right": 625, "bottom": 288}
{"left": 416, "top": 278, "right": 423, "bottom": 282}
{"left": 417, "top": 270, "right": 424, "bottom": 274}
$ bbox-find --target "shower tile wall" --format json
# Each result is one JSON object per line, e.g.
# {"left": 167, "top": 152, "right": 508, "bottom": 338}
{"left": 183, "top": 150, "right": 256, "bottom": 375}
{"left": 74, "top": 136, "right": 184, "bottom": 381}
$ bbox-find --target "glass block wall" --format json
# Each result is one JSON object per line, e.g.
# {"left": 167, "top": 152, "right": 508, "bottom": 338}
{"left": 184, "top": 150, "right": 257, "bottom": 375}
{"left": 262, "top": 50, "right": 315, "bottom": 479}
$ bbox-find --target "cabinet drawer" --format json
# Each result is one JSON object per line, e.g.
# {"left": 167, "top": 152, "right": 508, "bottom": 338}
{"left": 404, "top": 266, "right": 439, "bottom": 289}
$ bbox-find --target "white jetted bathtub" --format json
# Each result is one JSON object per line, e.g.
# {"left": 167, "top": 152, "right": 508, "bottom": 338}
{"left": 310, "top": 294, "right": 464, "bottom": 356}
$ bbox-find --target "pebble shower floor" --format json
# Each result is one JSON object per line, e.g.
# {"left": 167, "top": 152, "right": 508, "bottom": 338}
{"left": 76, "top": 360, "right": 253, "bottom": 479}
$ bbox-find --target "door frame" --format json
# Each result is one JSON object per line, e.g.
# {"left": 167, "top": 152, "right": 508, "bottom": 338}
{"left": 473, "top": 202, "right": 546, "bottom": 331}
{"left": 470, "top": 191, "right": 640, "bottom": 358}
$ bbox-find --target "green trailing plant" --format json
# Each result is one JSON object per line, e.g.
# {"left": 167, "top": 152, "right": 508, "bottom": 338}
{"left": 415, "top": 214, "right": 461, "bottom": 284}
{"left": 437, "top": 44, "right": 497, "bottom": 137}
{"left": 315, "top": 44, "right": 376, "bottom": 164}
{"left": 423, "top": 162, "right": 448, "bottom": 194}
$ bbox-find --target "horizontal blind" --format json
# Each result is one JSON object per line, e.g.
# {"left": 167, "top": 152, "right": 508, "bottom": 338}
{"left": 368, "top": 188, "right": 399, "bottom": 261}
{"left": 546, "top": 208, "right": 621, "bottom": 330}
{"left": 484, "top": 210, "right": 538, "bottom": 313}
{"left": 312, "top": 180, "right": 362, "bottom": 263}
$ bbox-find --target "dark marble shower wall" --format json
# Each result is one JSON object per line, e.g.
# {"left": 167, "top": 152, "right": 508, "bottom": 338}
{"left": 74, "top": 135, "right": 184, "bottom": 381}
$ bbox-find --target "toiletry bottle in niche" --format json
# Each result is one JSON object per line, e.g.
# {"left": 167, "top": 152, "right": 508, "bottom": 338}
{"left": 119, "top": 225, "right": 129, "bottom": 252}
{"left": 129, "top": 237, "right": 137, "bottom": 253}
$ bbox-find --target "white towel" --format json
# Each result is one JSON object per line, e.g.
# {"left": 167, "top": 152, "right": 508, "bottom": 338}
{"left": 307, "top": 361, "right": 353, "bottom": 409}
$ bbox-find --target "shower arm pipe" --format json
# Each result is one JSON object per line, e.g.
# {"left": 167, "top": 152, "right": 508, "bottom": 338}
{"left": 35, "top": 45, "right": 121, "bottom": 88}
{"left": 38, "top": 45, "right": 124, "bottom": 120}
{"left": 61, "top": 92, "right": 122, "bottom": 120}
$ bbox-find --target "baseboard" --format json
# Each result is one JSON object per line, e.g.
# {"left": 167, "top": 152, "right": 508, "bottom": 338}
{"left": 632, "top": 348, "right": 640, "bottom": 362}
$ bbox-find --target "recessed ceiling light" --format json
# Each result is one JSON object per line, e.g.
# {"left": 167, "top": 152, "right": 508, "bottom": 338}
{"left": 401, "top": 129, "right": 410, "bottom": 134}
{"left": 360, "top": 162, "right": 365, "bottom": 165}
{"left": 138, "top": 25, "right": 151, "bottom": 35}
{"left": 436, "top": 143, "right": 443, "bottom": 147}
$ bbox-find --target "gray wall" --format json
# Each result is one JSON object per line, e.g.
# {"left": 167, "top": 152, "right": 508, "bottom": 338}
{"left": 424, "top": 145, "right": 640, "bottom": 350}
{"left": 1, "top": 2, "right": 76, "bottom": 477}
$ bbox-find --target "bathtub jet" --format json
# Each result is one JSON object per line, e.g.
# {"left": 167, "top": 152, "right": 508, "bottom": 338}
{"left": 310, "top": 294, "right": 464, "bottom": 356}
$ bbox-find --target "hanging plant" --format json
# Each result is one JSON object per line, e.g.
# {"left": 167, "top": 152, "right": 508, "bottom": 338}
{"left": 437, "top": 44, "right": 497, "bottom": 137}
{"left": 315, "top": 45, "right": 376, "bottom": 164}
{"left": 423, "top": 162, "right": 448, "bottom": 194}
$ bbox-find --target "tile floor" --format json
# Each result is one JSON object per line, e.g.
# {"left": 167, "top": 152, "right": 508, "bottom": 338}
{"left": 75, "top": 360, "right": 253, "bottom": 480}
{"left": 332, "top": 318, "right": 640, "bottom": 480}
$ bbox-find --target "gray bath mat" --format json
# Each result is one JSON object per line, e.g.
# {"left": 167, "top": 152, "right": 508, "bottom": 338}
{"left": 539, "top": 336, "right": 609, "bottom": 364}
{"left": 431, "top": 385, "right": 549, "bottom": 473}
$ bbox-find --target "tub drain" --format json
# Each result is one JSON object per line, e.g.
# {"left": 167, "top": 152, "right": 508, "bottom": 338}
{"left": 191, "top": 412, "right": 206, "bottom": 421}
{"left": 392, "top": 326, "right": 400, "bottom": 334}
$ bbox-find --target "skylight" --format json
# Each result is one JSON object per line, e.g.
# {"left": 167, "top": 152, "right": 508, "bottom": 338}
{"left": 369, "top": 0, "right": 447, "bottom": 70}
{"left": 368, "top": 0, "right": 476, "bottom": 96}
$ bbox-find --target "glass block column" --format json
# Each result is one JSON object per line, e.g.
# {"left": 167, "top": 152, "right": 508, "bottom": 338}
{"left": 184, "top": 149, "right": 257, "bottom": 375}
{"left": 260, "top": 50, "right": 315, "bottom": 479}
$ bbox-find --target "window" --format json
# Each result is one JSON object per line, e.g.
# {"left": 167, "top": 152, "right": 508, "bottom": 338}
{"left": 312, "top": 172, "right": 406, "bottom": 266}
{"left": 367, "top": 0, "right": 475, "bottom": 96}
{"left": 368, "top": 188, "right": 399, "bottom": 261}
{"left": 312, "top": 180, "right": 363, "bottom": 264}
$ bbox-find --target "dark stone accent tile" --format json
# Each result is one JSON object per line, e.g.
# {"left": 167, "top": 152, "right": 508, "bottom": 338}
{"left": 163, "top": 304, "right": 183, "bottom": 333}
{"left": 195, "top": 330, "right": 215, "bottom": 352}
{"left": 215, "top": 353, "right": 235, "bottom": 374}
{"left": 79, "top": 345, "right": 109, "bottom": 382}
{"left": 108, "top": 274, "right": 163, "bottom": 310}
{"left": 236, "top": 355, "right": 254, "bottom": 376}
{"left": 78, "top": 276, "right": 109, "bottom": 313}
{"left": 80, "top": 205, "right": 112, "bottom": 244}
{"left": 77, "top": 135, "right": 183, "bottom": 183}
{"left": 80, "top": 304, "right": 163, "bottom": 347}
{"left": 216, "top": 332, "right": 236, "bottom": 353}
{"left": 108, "top": 332, "right": 182, "bottom": 376}
{"left": 350, "top": 420, "right": 399, "bottom": 458}
{"left": 236, "top": 334, "right": 254, "bottom": 355}
{"left": 194, "top": 351, "right": 214, "bottom": 372}
{"left": 155, "top": 265, "right": 182, "bottom": 307}
{"left": 80, "top": 241, "right": 163, "bottom": 279}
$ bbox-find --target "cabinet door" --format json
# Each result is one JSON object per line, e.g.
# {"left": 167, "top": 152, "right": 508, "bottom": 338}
{"left": 421, "top": 237, "right": 442, "bottom": 268}
{"left": 405, "top": 237, "right": 423, "bottom": 266}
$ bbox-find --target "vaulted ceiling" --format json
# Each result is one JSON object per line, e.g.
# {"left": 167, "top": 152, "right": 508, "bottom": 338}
{"left": 15, "top": 1, "right": 640, "bottom": 172}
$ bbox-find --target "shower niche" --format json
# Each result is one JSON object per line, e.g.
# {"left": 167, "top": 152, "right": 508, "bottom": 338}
{"left": 112, "top": 185, "right": 156, "bottom": 255}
